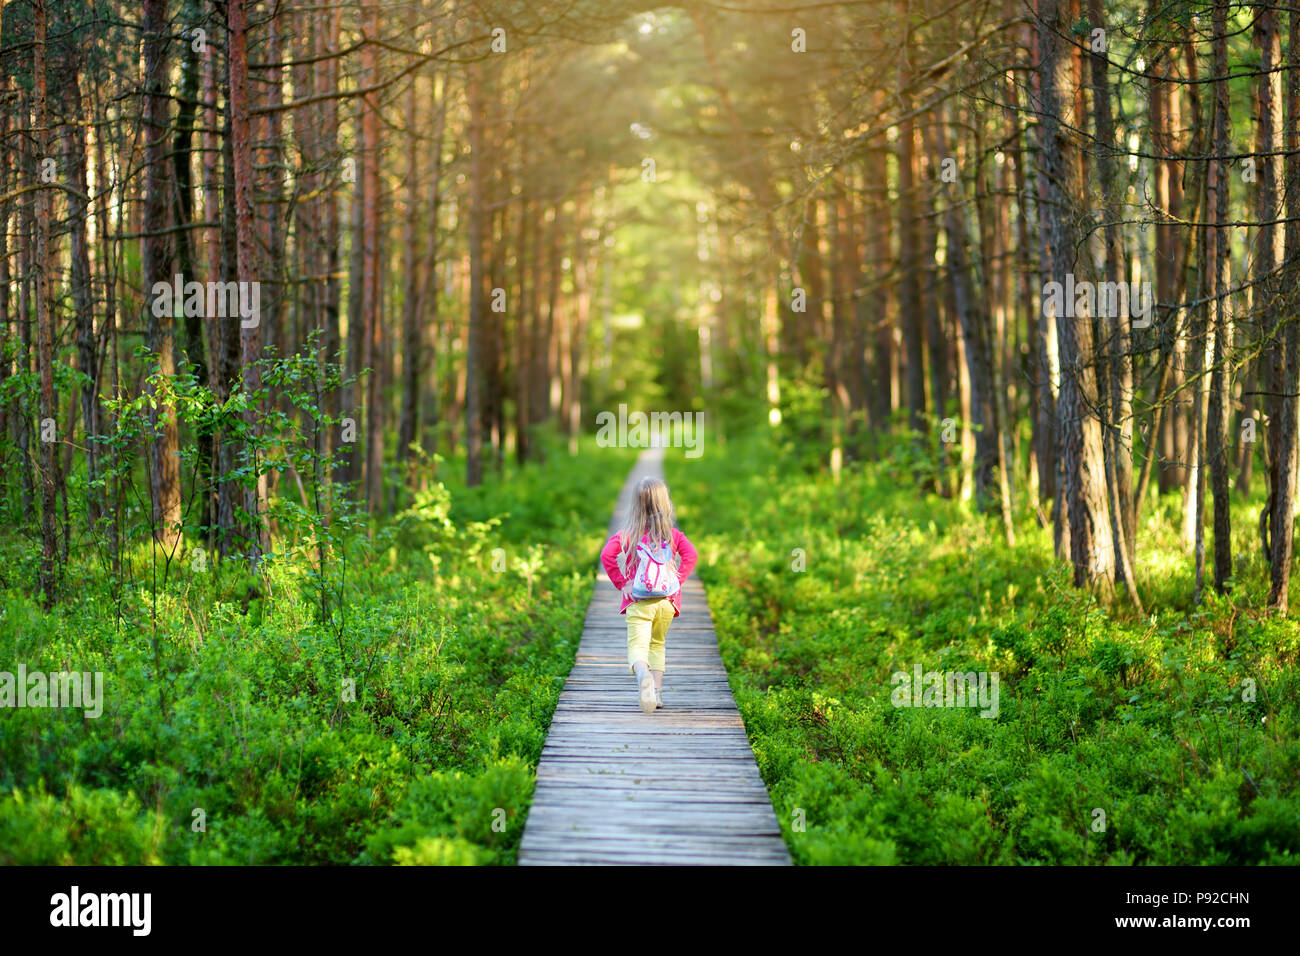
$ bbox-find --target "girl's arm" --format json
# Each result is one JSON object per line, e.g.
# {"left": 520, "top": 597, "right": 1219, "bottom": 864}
{"left": 673, "top": 529, "right": 699, "bottom": 583}
{"left": 600, "top": 534, "right": 628, "bottom": 590}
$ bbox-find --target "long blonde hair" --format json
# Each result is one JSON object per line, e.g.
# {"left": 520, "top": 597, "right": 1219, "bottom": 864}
{"left": 618, "top": 477, "right": 676, "bottom": 569}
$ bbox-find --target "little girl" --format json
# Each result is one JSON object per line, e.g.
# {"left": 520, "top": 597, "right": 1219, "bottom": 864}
{"left": 600, "top": 477, "right": 698, "bottom": 714}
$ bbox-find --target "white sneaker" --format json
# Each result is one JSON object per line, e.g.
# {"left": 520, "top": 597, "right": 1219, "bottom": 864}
{"left": 655, "top": 689, "right": 663, "bottom": 709}
{"left": 639, "top": 673, "right": 657, "bottom": 714}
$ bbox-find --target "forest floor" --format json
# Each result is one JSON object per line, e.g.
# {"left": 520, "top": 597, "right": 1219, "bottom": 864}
{"left": 0, "top": 435, "right": 635, "bottom": 864}
{"left": 666, "top": 427, "right": 1300, "bottom": 864}
{"left": 1, "top": 425, "right": 1297, "bottom": 864}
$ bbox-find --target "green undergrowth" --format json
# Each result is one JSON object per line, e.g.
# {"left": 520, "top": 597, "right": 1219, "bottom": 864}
{"left": 666, "top": 425, "right": 1300, "bottom": 865}
{"left": 0, "top": 435, "right": 635, "bottom": 865}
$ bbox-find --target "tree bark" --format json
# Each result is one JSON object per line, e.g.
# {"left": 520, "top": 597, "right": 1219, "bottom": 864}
{"left": 143, "top": 0, "right": 182, "bottom": 553}
{"left": 228, "top": 0, "right": 266, "bottom": 565}
{"left": 57, "top": 63, "right": 104, "bottom": 532}
{"left": 1088, "top": 0, "right": 1139, "bottom": 606}
{"left": 1206, "top": 0, "right": 1233, "bottom": 595}
{"left": 397, "top": 42, "right": 423, "bottom": 488}
{"left": 465, "top": 60, "right": 485, "bottom": 486}
{"left": 1268, "top": 1, "right": 1300, "bottom": 612}
{"left": 33, "top": 0, "right": 59, "bottom": 605}
{"left": 1036, "top": 0, "right": 1113, "bottom": 594}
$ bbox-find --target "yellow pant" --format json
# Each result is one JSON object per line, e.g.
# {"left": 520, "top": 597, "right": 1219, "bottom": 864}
{"left": 626, "top": 598, "right": 674, "bottom": 674}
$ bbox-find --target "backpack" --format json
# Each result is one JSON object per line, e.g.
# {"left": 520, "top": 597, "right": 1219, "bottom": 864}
{"left": 629, "top": 534, "right": 680, "bottom": 600}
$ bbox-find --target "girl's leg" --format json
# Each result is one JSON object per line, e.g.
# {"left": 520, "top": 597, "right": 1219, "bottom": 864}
{"left": 626, "top": 601, "right": 653, "bottom": 675}
{"left": 648, "top": 599, "right": 671, "bottom": 690}
{"left": 626, "top": 601, "right": 659, "bottom": 713}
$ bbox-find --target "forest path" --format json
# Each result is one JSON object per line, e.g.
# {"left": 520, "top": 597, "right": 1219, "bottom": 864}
{"left": 517, "top": 446, "right": 791, "bottom": 865}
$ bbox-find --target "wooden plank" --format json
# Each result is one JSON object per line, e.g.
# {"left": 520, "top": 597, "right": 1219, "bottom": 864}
{"left": 518, "top": 447, "right": 791, "bottom": 867}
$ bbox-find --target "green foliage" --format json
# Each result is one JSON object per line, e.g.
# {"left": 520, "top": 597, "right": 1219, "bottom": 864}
{"left": 0, "top": 785, "right": 164, "bottom": 865}
{"left": 667, "top": 426, "right": 1300, "bottom": 865}
{"left": 0, "top": 436, "right": 632, "bottom": 865}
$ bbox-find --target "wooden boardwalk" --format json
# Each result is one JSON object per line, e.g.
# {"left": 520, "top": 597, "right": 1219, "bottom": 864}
{"left": 518, "top": 447, "right": 791, "bottom": 865}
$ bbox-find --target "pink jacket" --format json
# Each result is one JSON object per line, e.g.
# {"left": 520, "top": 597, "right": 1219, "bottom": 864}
{"left": 600, "top": 528, "right": 698, "bottom": 617}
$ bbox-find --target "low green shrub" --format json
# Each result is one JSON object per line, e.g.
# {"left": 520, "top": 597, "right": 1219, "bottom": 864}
{"left": 0, "top": 437, "right": 635, "bottom": 864}
{"left": 667, "top": 426, "right": 1300, "bottom": 865}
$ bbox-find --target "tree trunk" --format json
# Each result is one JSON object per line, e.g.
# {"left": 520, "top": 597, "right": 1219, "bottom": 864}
{"left": 201, "top": 24, "right": 223, "bottom": 539}
{"left": 228, "top": 0, "right": 266, "bottom": 565}
{"left": 143, "top": 0, "right": 181, "bottom": 553}
{"left": 33, "top": 0, "right": 58, "bottom": 605}
{"left": 359, "top": 2, "right": 383, "bottom": 511}
{"left": 1030, "top": 17, "right": 1063, "bottom": 546}
{"left": 1268, "top": 1, "right": 1300, "bottom": 612}
{"left": 58, "top": 63, "right": 104, "bottom": 531}
{"left": 1036, "top": 0, "right": 1112, "bottom": 594}
{"left": 465, "top": 61, "right": 485, "bottom": 487}
{"left": 420, "top": 67, "right": 447, "bottom": 465}
{"left": 397, "top": 44, "right": 423, "bottom": 488}
{"left": 865, "top": 143, "right": 894, "bottom": 433}
{"left": 515, "top": 197, "right": 532, "bottom": 466}
{"left": 1206, "top": 0, "right": 1233, "bottom": 595}
{"left": 172, "top": 25, "right": 213, "bottom": 536}
{"left": 0, "top": 11, "right": 10, "bottom": 513}
{"left": 896, "top": 93, "right": 927, "bottom": 442}
{"left": 1088, "top": 0, "right": 1139, "bottom": 606}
